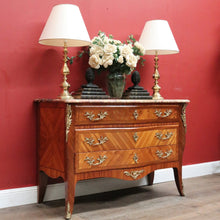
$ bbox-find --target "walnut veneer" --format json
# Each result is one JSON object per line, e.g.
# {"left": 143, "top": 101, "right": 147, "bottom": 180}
{"left": 35, "top": 99, "right": 189, "bottom": 219}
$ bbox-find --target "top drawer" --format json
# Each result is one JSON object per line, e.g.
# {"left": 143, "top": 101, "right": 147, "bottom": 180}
{"left": 74, "top": 105, "right": 179, "bottom": 125}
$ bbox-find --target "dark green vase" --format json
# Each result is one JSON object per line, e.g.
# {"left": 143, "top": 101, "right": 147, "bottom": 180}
{"left": 107, "top": 72, "right": 125, "bottom": 98}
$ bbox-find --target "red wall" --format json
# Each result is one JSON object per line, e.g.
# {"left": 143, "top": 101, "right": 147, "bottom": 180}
{"left": 0, "top": 0, "right": 219, "bottom": 190}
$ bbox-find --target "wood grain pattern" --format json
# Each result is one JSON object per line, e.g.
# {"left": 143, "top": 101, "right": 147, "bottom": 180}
{"left": 35, "top": 99, "right": 188, "bottom": 219}
{"left": 38, "top": 103, "right": 65, "bottom": 173}
{"left": 74, "top": 105, "right": 179, "bottom": 125}
{"left": 75, "top": 161, "right": 181, "bottom": 182}
{"left": 75, "top": 145, "right": 178, "bottom": 173}
{"left": 75, "top": 125, "right": 178, "bottom": 152}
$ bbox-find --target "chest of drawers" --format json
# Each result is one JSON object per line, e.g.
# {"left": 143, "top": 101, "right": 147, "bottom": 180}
{"left": 36, "top": 99, "right": 189, "bottom": 219}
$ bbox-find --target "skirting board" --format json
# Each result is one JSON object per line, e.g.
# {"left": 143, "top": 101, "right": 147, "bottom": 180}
{"left": 0, "top": 160, "right": 219, "bottom": 209}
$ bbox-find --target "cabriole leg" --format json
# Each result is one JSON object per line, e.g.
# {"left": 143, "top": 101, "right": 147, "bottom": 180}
{"left": 65, "top": 176, "right": 76, "bottom": 220}
{"left": 147, "top": 171, "right": 155, "bottom": 186}
{"left": 173, "top": 166, "right": 185, "bottom": 196}
{"left": 38, "top": 171, "right": 48, "bottom": 203}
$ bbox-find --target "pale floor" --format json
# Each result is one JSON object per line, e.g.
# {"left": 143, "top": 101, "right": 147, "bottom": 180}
{"left": 0, "top": 174, "right": 220, "bottom": 220}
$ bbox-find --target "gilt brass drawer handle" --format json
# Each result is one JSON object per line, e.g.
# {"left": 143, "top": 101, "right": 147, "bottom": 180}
{"left": 133, "top": 110, "right": 138, "bottom": 120}
{"left": 133, "top": 132, "right": 138, "bottom": 142}
{"left": 84, "top": 112, "right": 108, "bottom": 121}
{"left": 85, "top": 136, "right": 108, "bottom": 146}
{"left": 155, "top": 109, "right": 172, "bottom": 118}
{"left": 124, "top": 170, "right": 144, "bottom": 180}
{"left": 155, "top": 132, "right": 173, "bottom": 140}
{"left": 84, "top": 155, "right": 107, "bottom": 166}
{"left": 156, "top": 149, "right": 173, "bottom": 159}
{"left": 133, "top": 153, "right": 138, "bottom": 164}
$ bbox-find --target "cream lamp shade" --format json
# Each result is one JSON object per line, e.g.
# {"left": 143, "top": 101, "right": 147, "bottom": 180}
{"left": 39, "top": 4, "right": 90, "bottom": 47}
{"left": 139, "top": 20, "right": 179, "bottom": 55}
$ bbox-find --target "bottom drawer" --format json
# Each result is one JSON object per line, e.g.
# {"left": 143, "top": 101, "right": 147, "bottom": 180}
{"left": 75, "top": 145, "right": 178, "bottom": 173}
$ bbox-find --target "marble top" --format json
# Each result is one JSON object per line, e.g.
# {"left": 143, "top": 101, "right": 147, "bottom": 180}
{"left": 35, "top": 98, "right": 190, "bottom": 104}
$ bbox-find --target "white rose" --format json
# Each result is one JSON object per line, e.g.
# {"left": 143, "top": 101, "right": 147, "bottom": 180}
{"left": 134, "top": 41, "right": 145, "bottom": 55}
{"left": 102, "top": 36, "right": 109, "bottom": 44}
{"left": 126, "top": 54, "right": 138, "bottom": 68}
{"left": 117, "top": 55, "right": 124, "bottom": 64}
{"left": 102, "top": 54, "right": 114, "bottom": 68}
{"left": 113, "top": 39, "right": 122, "bottom": 45}
{"left": 90, "top": 45, "right": 104, "bottom": 56}
{"left": 120, "top": 45, "right": 133, "bottom": 58}
{"left": 104, "top": 44, "right": 117, "bottom": 55}
{"left": 89, "top": 54, "right": 102, "bottom": 69}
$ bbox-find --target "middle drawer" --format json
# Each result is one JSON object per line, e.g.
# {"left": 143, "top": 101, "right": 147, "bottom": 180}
{"left": 75, "top": 124, "right": 179, "bottom": 153}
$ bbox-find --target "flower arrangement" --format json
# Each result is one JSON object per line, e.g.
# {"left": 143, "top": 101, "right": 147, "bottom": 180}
{"left": 88, "top": 31, "right": 145, "bottom": 75}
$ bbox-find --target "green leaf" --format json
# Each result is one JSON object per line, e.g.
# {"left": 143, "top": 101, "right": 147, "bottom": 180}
{"left": 78, "top": 51, "right": 84, "bottom": 58}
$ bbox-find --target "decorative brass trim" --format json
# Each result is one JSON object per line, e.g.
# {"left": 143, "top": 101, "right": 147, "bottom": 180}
{"left": 124, "top": 170, "right": 144, "bottom": 180}
{"left": 85, "top": 155, "right": 107, "bottom": 166}
{"left": 155, "top": 132, "right": 173, "bottom": 140}
{"left": 84, "top": 136, "right": 108, "bottom": 146}
{"left": 133, "top": 153, "right": 138, "bottom": 164}
{"left": 156, "top": 149, "right": 173, "bottom": 159}
{"left": 133, "top": 132, "right": 138, "bottom": 142}
{"left": 66, "top": 104, "right": 72, "bottom": 143}
{"left": 155, "top": 109, "right": 172, "bottom": 118}
{"left": 65, "top": 202, "right": 71, "bottom": 219}
{"left": 133, "top": 110, "right": 138, "bottom": 120}
{"left": 181, "top": 104, "right": 187, "bottom": 132}
{"left": 85, "top": 112, "right": 108, "bottom": 121}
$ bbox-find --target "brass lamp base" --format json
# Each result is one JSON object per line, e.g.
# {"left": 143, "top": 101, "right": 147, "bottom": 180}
{"left": 60, "top": 43, "right": 73, "bottom": 100}
{"left": 152, "top": 54, "right": 163, "bottom": 100}
{"left": 60, "top": 92, "right": 72, "bottom": 100}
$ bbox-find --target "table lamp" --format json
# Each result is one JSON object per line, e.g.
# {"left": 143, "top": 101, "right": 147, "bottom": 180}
{"left": 39, "top": 4, "right": 90, "bottom": 100}
{"left": 139, "top": 20, "right": 179, "bottom": 100}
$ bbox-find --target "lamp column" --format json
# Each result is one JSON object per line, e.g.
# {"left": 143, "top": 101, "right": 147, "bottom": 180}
{"left": 152, "top": 53, "right": 163, "bottom": 100}
{"left": 60, "top": 42, "right": 72, "bottom": 100}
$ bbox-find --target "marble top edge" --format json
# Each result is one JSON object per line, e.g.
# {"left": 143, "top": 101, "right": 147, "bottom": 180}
{"left": 35, "top": 98, "right": 190, "bottom": 104}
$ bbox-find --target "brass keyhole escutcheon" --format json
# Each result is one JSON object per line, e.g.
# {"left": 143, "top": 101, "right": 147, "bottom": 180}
{"left": 133, "top": 153, "right": 138, "bottom": 164}
{"left": 133, "top": 110, "right": 138, "bottom": 120}
{"left": 133, "top": 132, "right": 138, "bottom": 142}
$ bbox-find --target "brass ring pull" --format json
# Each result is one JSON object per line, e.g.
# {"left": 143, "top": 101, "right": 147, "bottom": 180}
{"left": 155, "top": 109, "right": 172, "bottom": 118}
{"left": 155, "top": 132, "right": 173, "bottom": 140}
{"left": 84, "top": 136, "right": 108, "bottom": 146}
{"left": 156, "top": 149, "right": 173, "bottom": 159}
{"left": 84, "top": 112, "right": 108, "bottom": 121}
{"left": 84, "top": 155, "right": 107, "bottom": 166}
{"left": 124, "top": 170, "right": 144, "bottom": 180}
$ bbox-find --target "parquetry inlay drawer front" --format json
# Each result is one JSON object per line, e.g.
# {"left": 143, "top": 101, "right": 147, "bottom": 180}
{"left": 75, "top": 145, "right": 178, "bottom": 173}
{"left": 75, "top": 124, "right": 178, "bottom": 153}
{"left": 74, "top": 105, "right": 179, "bottom": 125}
